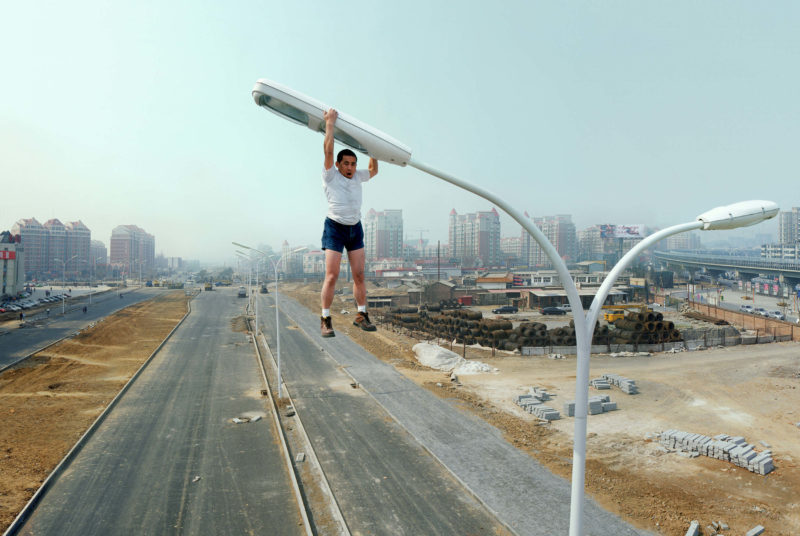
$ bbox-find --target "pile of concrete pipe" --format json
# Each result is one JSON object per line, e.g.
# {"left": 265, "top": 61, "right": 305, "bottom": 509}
{"left": 611, "top": 311, "right": 682, "bottom": 344}
{"left": 381, "top": 305, "right": 610, "bottom": 350}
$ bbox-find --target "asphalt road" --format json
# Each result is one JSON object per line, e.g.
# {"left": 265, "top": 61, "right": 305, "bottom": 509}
{"left": 15, "top": 288, "right": 304, "bottom": 536}
{"left": 255, "top": 292, "right": 511, "bottom": 536}
{"left": 261, "top": 294, "right": 649, "bottom": 536}
{"left": 0, "top": 288, "right": 162, "bottom": 370}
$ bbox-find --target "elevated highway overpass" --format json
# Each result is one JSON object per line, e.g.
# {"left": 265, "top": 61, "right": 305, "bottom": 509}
{"left": 653, "top": 251, "right": 800, "bottom": 285}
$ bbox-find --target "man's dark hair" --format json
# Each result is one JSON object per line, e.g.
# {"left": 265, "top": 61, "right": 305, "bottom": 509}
{"left": 337, "top": 148, "right": 357, "bottom": 163}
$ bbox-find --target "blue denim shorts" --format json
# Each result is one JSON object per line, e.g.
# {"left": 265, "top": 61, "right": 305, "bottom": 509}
{"left": 321, "top": 217, "right": 364, "bottom": 253}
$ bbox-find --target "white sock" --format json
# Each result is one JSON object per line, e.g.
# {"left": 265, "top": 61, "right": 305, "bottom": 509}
{"left": 322, "top": 308, "right": 330, "bottom": 318}
{"left": 357, "top": 305, "right": 366, "bottom": 313}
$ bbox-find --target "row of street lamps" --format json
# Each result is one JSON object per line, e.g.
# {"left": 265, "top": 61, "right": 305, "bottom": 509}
{"left": 232, "top": 242, "right": 306, "bottom": 398}
{"left": 250, "top": 78, "right": 779, "bottom": 535}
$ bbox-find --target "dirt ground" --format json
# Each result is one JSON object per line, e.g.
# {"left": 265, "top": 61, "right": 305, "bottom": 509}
{"left": 0, "top": 291, "right": 189, "bottom": 532}
{"left": 288, "top": 281, "right": 800, "bottom": 536}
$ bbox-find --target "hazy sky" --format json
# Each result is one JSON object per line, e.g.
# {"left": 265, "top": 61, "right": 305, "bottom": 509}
{"left": 3, "top": 1, "right": 798, "bottom": 262}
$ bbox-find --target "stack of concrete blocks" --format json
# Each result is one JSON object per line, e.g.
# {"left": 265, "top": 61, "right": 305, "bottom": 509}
{"left": 658, "top": 430, "right": 774, "bottom": 475}
{"left": 563, "top": 394, "right": 618, "bottom": 417}
{"left": 591, "top": 377, "right": 611, "bottom": 390}
{"left": 513, "top": 387, "right": 560, "bottom": 421}
{"left": 601, "top": 373, "right": 639, "bottom": 394}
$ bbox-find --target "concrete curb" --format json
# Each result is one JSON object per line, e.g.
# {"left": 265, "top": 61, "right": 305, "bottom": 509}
{"left": 255, "top": 324, "right": 350, "bottom": 536}
{"left": 246, "top": 318, "right": 316, "bottom": 536}
{"left": 2, "top": 292, "right": 196, "bottom": 536}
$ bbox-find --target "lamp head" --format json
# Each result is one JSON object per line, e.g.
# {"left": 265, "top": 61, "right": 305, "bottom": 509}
{"left": 252, "top": 78, "right": 412, "bottom": 166}
{"left": 696, "top": 200, "right": 779, "bottom": 230}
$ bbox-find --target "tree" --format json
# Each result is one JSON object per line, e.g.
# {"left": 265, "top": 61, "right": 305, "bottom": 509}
{"left": 216, "top": 267, "right": 234, "bottom": 281}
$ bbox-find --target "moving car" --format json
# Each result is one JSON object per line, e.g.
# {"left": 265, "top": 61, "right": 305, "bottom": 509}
{"left": 768, "top": 310, "right": 785, "bottom": 320}
{"left": 739, "top": 304, "right": 753, "bottom": 313}
{"left": 753, "top": 307, "right": 768, "bottom": 317}
{"left": 492, "top": 305, "right": 518, "bottom": 314}
{"left": 541, "top": 306, "right": 567, "bottom": 315}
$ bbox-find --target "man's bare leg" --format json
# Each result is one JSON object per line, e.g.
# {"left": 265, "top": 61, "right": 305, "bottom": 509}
{"left": 320, "top": 250, "right": 341, "bottom": 337}
{"left": 348, "top": 248, "right": 375, "bottom": 331}
{"left": 322, "top": 250, "right": 341, "bottom": 311}
{"left": 348, "top": 247, "right": 366, "bottom": 307}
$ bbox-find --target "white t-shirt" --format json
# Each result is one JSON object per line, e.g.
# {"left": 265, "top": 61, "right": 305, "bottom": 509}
{"left": 322, "top": 166, "right": 371, "bottom": 225}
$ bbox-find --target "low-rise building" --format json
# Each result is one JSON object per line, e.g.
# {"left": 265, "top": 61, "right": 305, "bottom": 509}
{"left": 1, "top": 231, "right": 24, "bottom": 297}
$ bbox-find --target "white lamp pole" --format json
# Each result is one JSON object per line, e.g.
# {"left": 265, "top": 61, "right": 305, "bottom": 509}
{"left": 53, "top": 255, "right": 78, "bottom": 314}
{"left": 250, "top": 78, "right": 779, "bottom": 534}
{"left": 234, "top": 241, "right": 306, "bottom": 399}
{"left": 90, "top": 256, "right": 103, "bottom": 305}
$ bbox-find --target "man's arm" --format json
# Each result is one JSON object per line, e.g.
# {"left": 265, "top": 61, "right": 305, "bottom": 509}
{"left": 368, "top": 157, "right": 378, "bottom": 178}
{"left": 323, "top": 108, "right": 336, "bottom": 170}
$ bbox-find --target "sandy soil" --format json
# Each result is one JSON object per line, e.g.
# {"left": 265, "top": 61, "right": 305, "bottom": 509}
{"left": 288, "top": 281, "right": 800, "bottom": 536}
{"left": 0, "top": 291, "right": 189, "bottom": 532}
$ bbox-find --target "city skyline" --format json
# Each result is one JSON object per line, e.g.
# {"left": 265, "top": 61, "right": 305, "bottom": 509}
{"left": 3, "top": 2, "right": 796, "bottom": 262}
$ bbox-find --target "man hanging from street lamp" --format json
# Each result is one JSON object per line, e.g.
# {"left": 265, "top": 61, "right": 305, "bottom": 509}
{"left": 319, "top": 108, "right": 378, "bottom": 337}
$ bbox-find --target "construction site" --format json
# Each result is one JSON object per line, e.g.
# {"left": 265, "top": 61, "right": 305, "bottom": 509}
{"left": 286, "top": 280, "right": 800, "bottom": 536}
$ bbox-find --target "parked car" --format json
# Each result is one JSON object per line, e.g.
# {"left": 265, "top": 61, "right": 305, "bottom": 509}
{"left": 768, "top": 310, "right": 785, "bottom": 320}
{"left": 559, "top": 304, "right": 571, "bottom": 312}
{"left": 739, "top": 304, "right": 753, "bottom": 313}
{"left": 753, "top": 307, "right": 768, "bottom": 317}
{"left": 492, "top": 305, "right": 518, "bottom": 314}
{"left": 541, "top": 306, "right": 567, "bottom": 315}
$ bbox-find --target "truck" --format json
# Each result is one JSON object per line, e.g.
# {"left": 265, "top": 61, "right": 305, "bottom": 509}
{"left": 602, "top": 304, "right": 649, "bottom": 322}
{"left": 204, "top": 283, "right": 213, "bottom": 291}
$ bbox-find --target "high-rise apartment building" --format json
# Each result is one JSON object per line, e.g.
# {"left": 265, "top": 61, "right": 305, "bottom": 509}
{"left": 10, "top": 217, "right": 93, "bottom": 279}
{"left": 664, "top": 232, "right": 701, "bottom": 250}
{"left": 577, "top": 226, "right": 604, "bottom": 261}
{"left": 65, "top": 221, "right": 91, "bottom": 273}
{"left": 520, "top": 213, "right": 577, "bottom": 267}
{"left": 90, "top": 240, "right": 107, "bottom": 265}
{"left": 500, "top": 236, "right": 522, "bottom": 265}
{"left": 778, "top": 207, "right": 799, "bottom": 245}
{"left": 110, "top": 225, "right": 155, "bottom": 273}
{"left": 448, "top": 208, "right": 501, "bottom": 267}
{"left": 44, "top": 219, "right": 67, "bottom": 273}
{"left": 11, "top": 218, "right": 47, "bottom": 278}
{"left": 364, "top": 209, "right": 403, "bottom": 260}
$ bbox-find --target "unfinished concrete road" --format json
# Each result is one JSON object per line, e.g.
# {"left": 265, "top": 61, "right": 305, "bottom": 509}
{"left": 256, "top": 293, "right": 512, "bottom": 536}
{"left": 12, "top": 289, "right": 305, "bottom": 536}
{"left": 0, "top": 288, "right": 161, "bottom": 370}
{"left": 261, "top": 294, "right": 648, "bottom": 536}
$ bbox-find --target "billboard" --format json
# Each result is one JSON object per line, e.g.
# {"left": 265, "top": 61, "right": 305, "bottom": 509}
{"left": 599, "top": 224, "right": 645, "bottom": 239}
{"left": 0, "top": 251, "right": 16, "bottom": 260}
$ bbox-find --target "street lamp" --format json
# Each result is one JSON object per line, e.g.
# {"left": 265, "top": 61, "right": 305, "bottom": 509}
{"left": 90, "top": 256, "right": 104, "bottom": 305}
{"left": 234, "top": 241, "right": 306, "bottom": 399}
{"left": 252, "top": 78, "right": 778, "bottom": 534}
{"left": 53, "top": 255, "right": 78, "bottom": 314}
{"left": 235, "top": 250, "right": 258, "bottom": 330}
